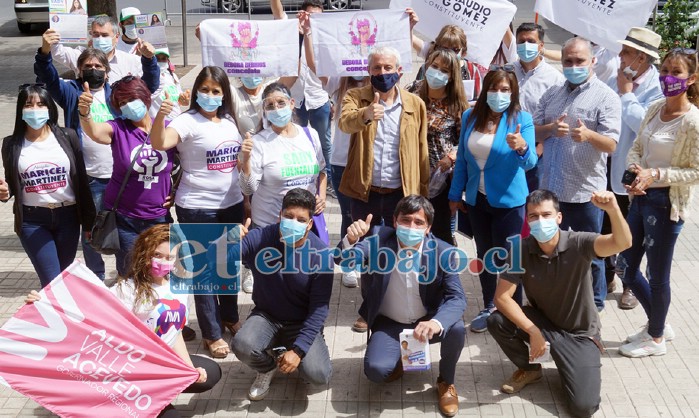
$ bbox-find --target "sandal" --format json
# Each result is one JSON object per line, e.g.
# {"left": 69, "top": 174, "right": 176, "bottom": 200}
{"left": 202, "top": 338, "right": 230, "bottom": 358}
{"left": 223, "top": 320, "right": 242, "bottom": 336}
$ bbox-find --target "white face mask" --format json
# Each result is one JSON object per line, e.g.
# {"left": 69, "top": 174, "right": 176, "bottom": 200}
{"left": 622, "top": 55, "right": 640, "bottom": 79}
{"left": 158, "top": 62, "right": 169, "bottom": 71}
{"left": 123, "top": 24, "right": 137, "bottom": 40}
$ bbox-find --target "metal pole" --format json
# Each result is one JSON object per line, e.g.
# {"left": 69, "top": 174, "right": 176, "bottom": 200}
{"left": 652, "top": 3, "right": 658, "bottom": 31}
{"left": 182, "top": 0, "right": 188, "bottom": 66}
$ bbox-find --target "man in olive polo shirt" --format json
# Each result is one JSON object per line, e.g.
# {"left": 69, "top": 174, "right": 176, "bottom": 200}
{"left": 487, "top": 189, "right": 631, "bottom": 418}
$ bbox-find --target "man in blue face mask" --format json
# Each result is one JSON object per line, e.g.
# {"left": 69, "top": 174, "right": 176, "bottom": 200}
{"left": 487, "top": 189, "right": 631, "bottom": 418}
{"left": 336, "top": 195, "right": 466, "bottom": 417}
{"left": 222, "top": 188, "right": 333, "bottom": 402}
{"left": 532, "top": 37, "right": 622, "bottom": 312}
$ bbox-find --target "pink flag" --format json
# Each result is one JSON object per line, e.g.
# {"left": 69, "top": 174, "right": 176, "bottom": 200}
{"left": 0, "top": 261, "right": 198, "bottom": 418}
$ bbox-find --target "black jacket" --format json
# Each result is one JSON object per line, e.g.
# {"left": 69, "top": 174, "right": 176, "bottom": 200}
{"left": 2, "top": 125, "right": 96, "bottom": 235}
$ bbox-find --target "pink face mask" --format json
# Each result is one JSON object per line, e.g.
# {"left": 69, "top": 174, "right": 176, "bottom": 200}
{"left": 151, "top": 257, "right": 174, "bottom": 277}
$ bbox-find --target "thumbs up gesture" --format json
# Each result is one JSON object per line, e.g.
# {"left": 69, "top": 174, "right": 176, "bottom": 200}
{"left": 240, "top": 218, "right": 252, "bottom": 241}
{"left": 0, "top": 178, "right": 10, "bottom": 201}
{"left": 506, "top": 124, "right": 526, "bottom": 152}
{"left": 78, "top": 81, "right": 94, "bottom": 117}
{"left": 240, "top": 131, "right": 253, "bottom": 163}
{"left": 158, "top": 91, "right": 174, "bottom": 118}
{"left": 571, "top": 118, "right": 589, "bottom": 143}
{"left": 346, "top": 214, "right": 373, "bottom": 245}
{"left": 363, "top": 92, "right": 384, "bottom": 123}
{"left": 137, "top": 38, "right": 155, "bottom": 59}
{"left": 552, "top": 113, "right": 569, "bottom": 137}
{"left": 178, "top": 89, "right": 191, "bottom": 107}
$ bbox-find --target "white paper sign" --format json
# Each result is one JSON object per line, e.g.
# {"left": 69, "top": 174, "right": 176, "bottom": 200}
{"left": 310, "top": 9, "right": 413, "bottom": 77}
{"left": 534, "top": 0, "right": 657, "bottom": 53}
{"left": 200, "top": 19, "right": 300, "bottom": 77}
{"left": 134, "top": 12, "right": 167, "bottom": 50}
{"left": 389, "top": 0, "right": 516, "bottom": 67}
{"left": 462, "top": 80, "right": 475, "bottom": 101}
{"left": 49, "top": 0, "right": 87, "bottom": 44}
{"left": 399, "top": 329, "right": 431, "bottom": 371}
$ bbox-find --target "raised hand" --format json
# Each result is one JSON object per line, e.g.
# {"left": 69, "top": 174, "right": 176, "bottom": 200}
{"left": 159, "top": 91, "right": 174, "bottom": 118}
{"left": 178, "top": 89, "right": 191, "bottom": 106}
{"left": 78, "top": 81, "right": 94, "bottom": 117}
{"left": 363, "top": 92, "right": 384, "bottom": 122}
{"left": 41, "top": 28, "right": 60, "bottom": 54}
{"left": 346, "top": 214, "right": 373, "bottom": 245}
{"left": 138, "top": 38, "right": 155, "bottom": 59}
{"left": 571, "top": 118, "right": 589, "bottom": 143}
{"left": 552, "top": 113, "right": 569, "bottom": 137}
{"left": 590, "top": 190, "right": 618, "bottom": 213}
{"left": 506, "top": 124, "right": 526, "bottom": 151}
{"left": 240, "top": 132, "right": 253, "bottom": 164}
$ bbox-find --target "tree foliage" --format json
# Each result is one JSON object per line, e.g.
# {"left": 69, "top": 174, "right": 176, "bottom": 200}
{"left": 654, "top": 0, "right": 699, "bottom": 53}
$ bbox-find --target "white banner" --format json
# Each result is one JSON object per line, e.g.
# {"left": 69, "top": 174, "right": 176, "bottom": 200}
{"left": 389, "top": 0, "right": 516, "bottom": 67}
{"left": 200, "top": 19, "right": 300, "bottom": 77}
{"left": 310, "top": 9, "right": 412, "bottom": 77}
{"left": 535, "top": 0, "right": 657, "bottom": 54}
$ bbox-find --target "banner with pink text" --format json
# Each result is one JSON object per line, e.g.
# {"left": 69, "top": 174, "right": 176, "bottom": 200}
{"left": 310, "top": 9, "right": 413, "bottom": 77}
{"left": 200, "top": 18, "right": 300, "bottom": 77}
{"left": 0, "top": 261, "right": 198, "bottom": 418}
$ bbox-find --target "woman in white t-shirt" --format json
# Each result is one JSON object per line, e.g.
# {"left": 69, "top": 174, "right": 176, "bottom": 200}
{"left": 149, "top": 49, "right": 191, "bottom": 121}
{"left": 151, "top": 66, "right": 245, "bottom": 360}
{"left": 238, "top": 82, "right": 328, "bottom": 229}
{"left": 0, "top": 85, "right": 95, "bottom": 288}
{"left": 26, "top": 224, "right": 221, "bottom": 417}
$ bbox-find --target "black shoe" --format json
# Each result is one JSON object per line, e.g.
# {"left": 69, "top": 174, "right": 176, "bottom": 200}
{"left": 326, "top": 184, "right": 337, "bottom": 200}
{"left": 182, "top": 325, "right": 196, "bottom": 341}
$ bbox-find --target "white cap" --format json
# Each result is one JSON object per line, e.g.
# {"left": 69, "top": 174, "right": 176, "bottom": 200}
{"left": 120, "top": 7, "right": 141, "bottom": 22}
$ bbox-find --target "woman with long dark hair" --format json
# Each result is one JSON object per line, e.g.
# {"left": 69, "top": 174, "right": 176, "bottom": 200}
{"left": 151, "top": 65, "right": 245, "bottom": 359}
{"left": 618, "top": 49, "right": 699, "bottom": 358}
{"left": 448, "top": 67, "right": 537, "bottom": 333}
{"left": 0, "top": 85, "right": 95, "bottom": 287}
{"left": 407, "top": 49, "right": 469, "bottom": 245}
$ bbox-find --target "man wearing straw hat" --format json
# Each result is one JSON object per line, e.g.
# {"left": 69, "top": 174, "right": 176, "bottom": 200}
{"left": 603, "top": 27, "right": 663, "bottom": 310}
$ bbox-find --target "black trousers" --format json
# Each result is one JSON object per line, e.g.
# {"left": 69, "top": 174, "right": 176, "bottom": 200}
{"left": 158, "top": 355, "right": 222, "bottom": 417}
{"left": 487, "top": 307, "right": 601, "bottom": 418}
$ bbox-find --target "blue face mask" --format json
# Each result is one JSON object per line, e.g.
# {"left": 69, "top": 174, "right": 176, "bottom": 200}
{"left": 22, "top": 108, "right": 50, "bottom": 130}
{"left": 563, "top": 65, "right": 590, "bottom": 85}
{"left": 486, "top": 91, "right": 511, "bottom": 113}
{"left": 516, "top": 42, "right": 540, "bottom": 63}
{"left": 370, "top": 73, "right": 400, "bottom": 93}
{"left": 396, "top": 225, "right": 426, "bottom": 247}
{"left": 241, "top": 77, "right": 263, "bottom": 89}
{"left": 196, "top": 92, "right": 223, "bottom": 112}
{"left": 528, "top": 218, "right": 559, "bottom": 243}
{"left": 279, "top": 218, "right": 309, "bottom": 246}
{"left": 425, "top": 66, "right": 450, "bottom": 89}
{"left": 351, "top": 75, "right": 366, "bottom": 81}
{"left": 92, "top": 36, "right": 114, "bottom": 54}
{"left": 267, "top": 106, "right": 293, "bottom": 128}
{"left": 119, "top": 99, "right": 147, "bottom": 121}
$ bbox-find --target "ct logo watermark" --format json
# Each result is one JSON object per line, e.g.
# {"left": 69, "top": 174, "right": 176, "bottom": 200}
{"left": 168, "top": 223, "right": 243, "bottom": 295}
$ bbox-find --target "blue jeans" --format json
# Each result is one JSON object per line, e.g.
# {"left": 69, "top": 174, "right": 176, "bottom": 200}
{"left": 19, "top": 205, "right": 80, "bottom": 287}
{"left": 115, "top": 212, "right": 169, "bottom": 276}
{"left": 618, "top": 189, "right": 683, "bottom": 338}
{"left": 365, "top": 315, "right": 465, "bottom": 384}
{"left": 467, "top": 193, "right": 524, "bottom": 308}
{"left": 330, "top": 164, "right": 352, "bottom": 238}
{"left": 559, "top": 201, "right": 606, "bottom": 310}
{"left": 82, "top": 176, "right": 109, "bottom": 280}
{"left": 231, "top": 310, "right": 332, "bottom": 385}
{"left": 176, "top": 203, "right": 244, "bottom": 341}
{"left": 297, "top": 100, "right": 332, "bottom": 182}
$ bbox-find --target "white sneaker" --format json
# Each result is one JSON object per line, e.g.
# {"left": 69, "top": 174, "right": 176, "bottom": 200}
{"left": 242, "top": 268, "right": 253, "bottom": 294}
{"left": 341, "top": 270, "right": 359, "bottom": 288}
{"left": 625, "top": 323, "right": 675, "bottom": 343}
{"left": 619, "top": 338, "right": 667, "bottom": 358}
{"left": 248, "top": 369, "right": 275, "bottom": 401}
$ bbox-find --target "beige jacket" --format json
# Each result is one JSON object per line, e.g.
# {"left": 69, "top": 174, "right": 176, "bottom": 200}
{"left": 338, "top": 84, "right": 429, "bottom": 202}
{"left": 627, "top": 100, "right": 699, "bottom": 221}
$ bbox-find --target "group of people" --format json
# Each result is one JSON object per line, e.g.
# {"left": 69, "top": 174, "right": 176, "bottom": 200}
{"left": 3, "top": 1, "right": 699, "bottom": 417}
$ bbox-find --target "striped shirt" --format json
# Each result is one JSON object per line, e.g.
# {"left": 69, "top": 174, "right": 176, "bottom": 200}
{"left": 534, "top": 76, "right": 621, "bottom": 203}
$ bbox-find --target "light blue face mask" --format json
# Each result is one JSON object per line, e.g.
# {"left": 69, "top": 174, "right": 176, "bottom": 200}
{"left": 516, "top": 42, "right": 540, "bottom": 63}
{"left": 563, "top": 65, "right": 590, "bottom": 85}
{"left": 196, "top": 92, "right": 223, "bottom": 112}
{"left": 267, "top": 106, "right": 293, "bottom": 128}
{"left": 22, "top": 108, "right": 50, "bottom": 130}
{"left": 92, "top": 36, "right": 114, "bottom": 54}
{"left": 486, "top": 91, "right": 511, "bottom": 113}
{"left": 120, "top": 99, "right": 147, "bottom": 121}
{"left": 241, "top": 77, "right": 263, "bottom": 89}
{"left": 351, "top": 75, "right": 366, "bottom": 81}
{"left": 396, "top": 225, "right": 426, "bottom": 247}
{"left": 528, "top": 218, "right": 559, "bottom": 243}
{"left": 425, "top": 66, "right": 450, "bottom": 89}
{"left": 279, "top": 218, "right": 309, "bottom": 246}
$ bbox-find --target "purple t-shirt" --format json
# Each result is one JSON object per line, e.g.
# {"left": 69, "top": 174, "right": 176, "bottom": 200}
{"left": 103, "top": 119, "right": 174, "bottom": 219}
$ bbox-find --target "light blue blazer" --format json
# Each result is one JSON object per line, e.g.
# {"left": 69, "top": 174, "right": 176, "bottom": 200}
{"left": 448, "top": 108, "right": 537, "bottom": 208}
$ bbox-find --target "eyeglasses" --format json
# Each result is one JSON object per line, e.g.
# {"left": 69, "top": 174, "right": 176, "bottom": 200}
{"left": 263, "top": 98, "right": 290, "bottom": 111}
{"left": 18, "top": 83, "right": 46, "bottom": 92}
{"left": 111, "top": 75, "right": 137, "bottom": 91}
{"left": 489, "top": 64, "right": 516, "bottom": 73}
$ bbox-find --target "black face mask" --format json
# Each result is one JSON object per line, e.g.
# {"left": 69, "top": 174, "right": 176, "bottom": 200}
{"left": 82, "top": 68, "right": 106, "bottom": 89}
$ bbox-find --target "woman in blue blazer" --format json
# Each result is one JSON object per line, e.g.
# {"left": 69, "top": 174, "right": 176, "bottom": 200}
{"left": 448, "top": 66, "right": 537, "bottom": 333}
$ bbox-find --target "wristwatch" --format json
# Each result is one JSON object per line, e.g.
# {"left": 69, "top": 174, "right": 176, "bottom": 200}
{"left": 292, "top": 345, "right": 306, "bottom": 359}
{"left": 650, "top": 168, "right": 659, "bottom": 181}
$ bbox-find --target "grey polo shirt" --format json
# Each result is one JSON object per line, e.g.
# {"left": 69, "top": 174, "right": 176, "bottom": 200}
{"left": 502, "top": 230, "right": 601, "bottom": 338}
